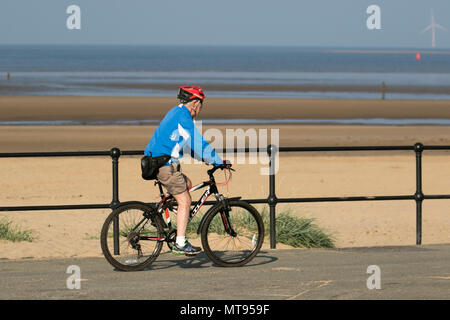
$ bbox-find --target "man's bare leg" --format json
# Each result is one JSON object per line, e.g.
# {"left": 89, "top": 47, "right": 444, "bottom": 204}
{"left": 171, "top": 176, "right": 201, "bottom": 254}
{"left": 172, "top": 175, "right": 192, "bottom": 238}
{"left": 173, "top": 190, "right": 191, "bottom": 237}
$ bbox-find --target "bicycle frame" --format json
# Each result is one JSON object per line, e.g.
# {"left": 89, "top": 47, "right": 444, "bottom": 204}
{"left": 119, "top": 166, "right": 236, "bottom": 248}
{"left": 155, "top": 165, "right": 240, "bottom": 238}
{"left": 133, "top": 182, "right": 219, "bottom": 246}
{"left": 155, "top": 179, "right": 220, "bottom": 225}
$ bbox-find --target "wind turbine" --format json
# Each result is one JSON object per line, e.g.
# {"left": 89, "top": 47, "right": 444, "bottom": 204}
{"left": 420, "top": 9, "right": 447, "bottom": 48}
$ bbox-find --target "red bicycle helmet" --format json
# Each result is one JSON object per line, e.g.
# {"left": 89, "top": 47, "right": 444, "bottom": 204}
{"left": 177, "top": 85, "right": 205, "bottom": 102}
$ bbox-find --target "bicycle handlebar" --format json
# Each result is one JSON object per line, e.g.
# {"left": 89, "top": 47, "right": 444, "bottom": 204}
{"left": 207, "top": 162, "right": 234, "bottom": 177}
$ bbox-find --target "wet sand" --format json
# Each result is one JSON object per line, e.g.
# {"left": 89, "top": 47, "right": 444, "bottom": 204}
{"left": 1, "top": 96, "right": 450, "bottom": 122}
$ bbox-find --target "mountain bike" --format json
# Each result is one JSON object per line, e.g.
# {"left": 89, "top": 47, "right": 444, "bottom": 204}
{"left": 100, "top": 163, "right": 264, "bottom": 271}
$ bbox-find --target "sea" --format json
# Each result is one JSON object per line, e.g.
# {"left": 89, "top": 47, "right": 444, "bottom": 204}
{"left": 1, "top": 44, "right": 450, "bottom": 125}
{"left": 1, "top": 44, "right": 450, "bottom": 99}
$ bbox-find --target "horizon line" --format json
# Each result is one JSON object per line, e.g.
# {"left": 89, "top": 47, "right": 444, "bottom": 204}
{"left": 329, "top": 49, "right": 450, "bottom": 55}
{"left": 1, "top": 43, "right": 450, "bottom": 50}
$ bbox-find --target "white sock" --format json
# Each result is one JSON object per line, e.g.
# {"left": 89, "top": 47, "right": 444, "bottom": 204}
{"left": 176, "top": 236, "right": 186, "bottom": 247}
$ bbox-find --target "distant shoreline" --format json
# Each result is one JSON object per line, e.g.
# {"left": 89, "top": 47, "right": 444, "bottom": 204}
{"left": 77, "top": 83, "right": 450, "bottom": 95}
{"left": 3, "top": 118, "right": 450, "bottom": 126}
{"left": 2, "top": 83, "right": 450, "bottom": 100}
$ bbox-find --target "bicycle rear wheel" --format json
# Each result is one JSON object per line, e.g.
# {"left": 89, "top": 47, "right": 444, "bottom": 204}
{"left": 100, "top": 203, "right": 164, "bottom": 271}
{"left": 201, "top": 200, "right": 264, "bottom": 267}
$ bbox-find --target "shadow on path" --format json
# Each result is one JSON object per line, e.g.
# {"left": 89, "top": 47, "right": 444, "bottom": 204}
{"left": 111, "top": 250, "right": 279, "bottom": 272}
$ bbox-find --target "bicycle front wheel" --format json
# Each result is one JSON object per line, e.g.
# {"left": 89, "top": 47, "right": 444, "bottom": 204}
{"left": 201, "top": 200, "right": 264, "bottom": 267}
{"left": 100, "top": 203, "right": 164, "bottom": 271}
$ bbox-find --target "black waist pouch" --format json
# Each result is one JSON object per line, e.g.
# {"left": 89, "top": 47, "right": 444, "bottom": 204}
{"left": 140, "top": 154, "right": 171, "bottom": 180}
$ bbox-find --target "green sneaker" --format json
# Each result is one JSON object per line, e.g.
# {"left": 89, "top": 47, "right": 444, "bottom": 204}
{"left": 171, "top": 240, "right": 201, "bottom": 256}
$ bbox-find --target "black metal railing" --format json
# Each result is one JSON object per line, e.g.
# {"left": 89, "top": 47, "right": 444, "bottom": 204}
{"left": 1, "top": 142, "right": 449, "bottom": 248}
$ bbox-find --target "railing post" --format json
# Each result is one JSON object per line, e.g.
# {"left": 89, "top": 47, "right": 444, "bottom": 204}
{"left": 414, "top": 142, "right": 424, "bottom": 245}
{"left": 110, "top": 147, "right": 121, "bottom": 207}
{"left": 267, "top": 144, "right": 278, "bottom": 249}
{"left": 110, "top": 147, "right": 121, "bottom": 255}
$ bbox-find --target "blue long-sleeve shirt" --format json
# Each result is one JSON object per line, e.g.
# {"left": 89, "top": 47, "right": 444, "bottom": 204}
{"left": 144, "top": 104, "right": 223, "bottom": 166}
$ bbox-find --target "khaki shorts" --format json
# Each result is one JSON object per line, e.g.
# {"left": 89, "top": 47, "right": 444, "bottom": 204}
{"left": 157, "top": 163, "right": 188, "bottom": 195}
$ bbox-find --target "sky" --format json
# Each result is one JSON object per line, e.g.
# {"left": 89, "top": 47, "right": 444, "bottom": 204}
{"left": 1, "top": 0, "right": 450, "bottom": 48}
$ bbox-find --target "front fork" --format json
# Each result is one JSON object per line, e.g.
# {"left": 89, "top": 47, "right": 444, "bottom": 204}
{"left": 216, "top": 194, "right": 237, "bottom": 237}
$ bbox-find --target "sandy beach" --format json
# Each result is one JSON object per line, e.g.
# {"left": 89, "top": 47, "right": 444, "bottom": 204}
{"left": 1, "top": 96, "right": 449, "bottom": 260}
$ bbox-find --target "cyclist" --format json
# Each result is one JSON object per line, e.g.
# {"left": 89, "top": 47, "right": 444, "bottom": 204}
{"left": 144, "top": 85, "right": 225, "bottom": 256}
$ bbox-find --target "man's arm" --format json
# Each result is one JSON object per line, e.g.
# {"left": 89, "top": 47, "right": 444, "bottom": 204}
{"left": 178, "top": 118, "right": 223, "bottom": 166}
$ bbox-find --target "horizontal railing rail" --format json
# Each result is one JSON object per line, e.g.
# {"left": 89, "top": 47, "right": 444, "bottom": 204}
{"left": 1, "top": 142, "right": 449, "bottom": 248}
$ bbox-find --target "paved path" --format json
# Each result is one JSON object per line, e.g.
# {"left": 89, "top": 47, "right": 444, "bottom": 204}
{"left": 0, "top": 244, "right": 449, "bottom": 300}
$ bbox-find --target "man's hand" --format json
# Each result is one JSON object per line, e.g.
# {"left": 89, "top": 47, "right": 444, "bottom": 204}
{"left": 222, "top": 160, "right": 234, "bottom": 171}
{"left": 223, "top": 160, "right": 232, "bottom": 167}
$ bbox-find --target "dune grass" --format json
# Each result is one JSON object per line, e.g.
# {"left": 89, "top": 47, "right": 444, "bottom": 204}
{"left": 0, "top": 218, "right": 34, "bottom": 242}
{"left": 184, "top": 206, "right": 334, "bottom": 248}
{"left": 260, "top": 207, "right": 335, "bottom": 248}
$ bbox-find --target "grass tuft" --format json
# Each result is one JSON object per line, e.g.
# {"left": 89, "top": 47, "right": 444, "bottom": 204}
{"left": 0, "top": 218, "right": 34, "bottom": 242}
{"left": 260, "top": 208, "right": 335, "bottom": 248}
{"left": 185, "top": 206, "right": 335, "bottom": 248}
